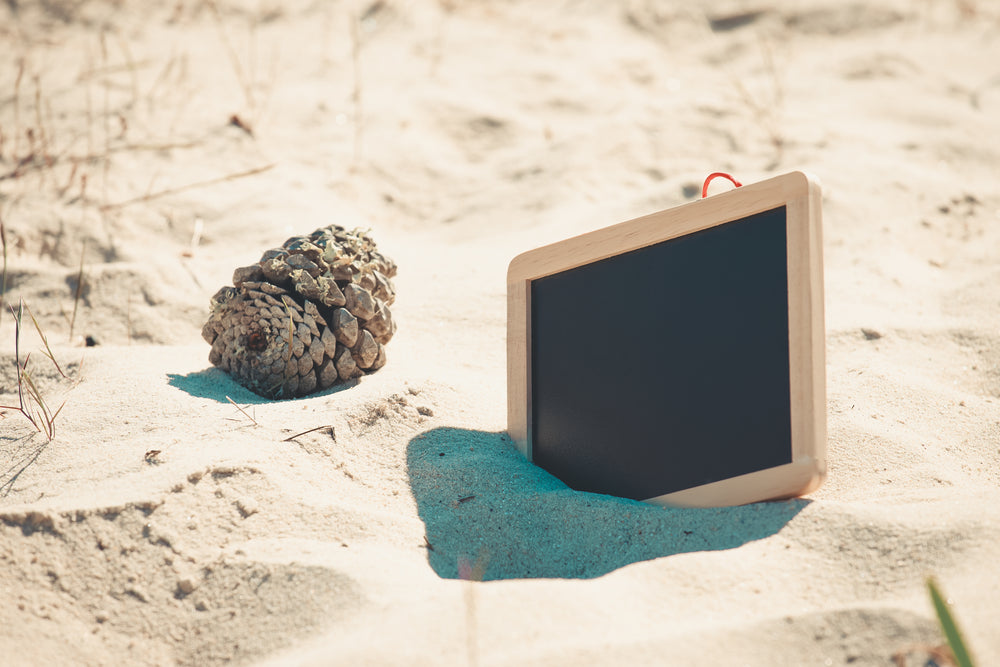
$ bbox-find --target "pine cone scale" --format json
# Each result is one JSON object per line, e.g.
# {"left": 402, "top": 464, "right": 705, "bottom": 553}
{"left": 331, "top": 308, "right": 359, "bottom": 348}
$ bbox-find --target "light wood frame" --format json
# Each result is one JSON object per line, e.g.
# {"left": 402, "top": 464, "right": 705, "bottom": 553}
{"left": 507, "top": 171, "right": 826, "bottom": 507}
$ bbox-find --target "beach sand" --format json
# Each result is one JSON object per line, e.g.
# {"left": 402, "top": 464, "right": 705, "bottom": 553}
{"left": 2, "top": 1, "right": 999, "bottom": 665}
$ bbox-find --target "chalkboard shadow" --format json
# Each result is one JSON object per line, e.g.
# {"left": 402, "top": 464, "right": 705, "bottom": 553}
{"left": 407, "top": 427, "right": 808, "bottom": 581}
{"left": 167, "top": 368, "right": 358, "bottom": 403}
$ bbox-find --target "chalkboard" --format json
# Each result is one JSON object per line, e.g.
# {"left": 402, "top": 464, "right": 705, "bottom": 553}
{"left": 507, "top": 172, "right": 826, "bottom": 507}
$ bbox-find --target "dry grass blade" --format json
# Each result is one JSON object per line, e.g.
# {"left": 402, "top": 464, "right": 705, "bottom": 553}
{"left": 99, "top": 163, "right": 275, "bottom": 211}
{"left": 13, "top": 58, "right": 23, "bottom": 162}
{"left": 24, "top": 302, "right": 67, "bottom": 378}
{"left": 3, "top": 300, "right": 71, "bottom": 440}
{"left": 205, "top": 0, "right": 257, "bottom": 113}
{"left": 351, "top": 11, "right": 364, "bottom": 167}
{"left": 9, "top": 303, "right": 36, "bottom": 430}
{"left": 4, "top": 306, "right": 47, "bottom": 438}
{"left": 226, "top": 395, "right": 260, "bottom": 427}
{"left": 48, "top": 400, "right": 67, "bottom": 433}
{"left": 18, "top": 367, "right": 56, "bottom": 438}
{"left": 281, "top": 425, "right": 334, "bottom": 442}
{"left": 0, "top": 214, "right": 7, "bottom": 329}
{"left": 69, "top": 240, "right": 86, "bottom": 342}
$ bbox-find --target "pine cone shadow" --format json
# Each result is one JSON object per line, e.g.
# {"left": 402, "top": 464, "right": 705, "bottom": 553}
{"left": 407, "top": 427, "right": 809, "bottom": 581}
{"left": 166, "top": 368, "right": 358, "bottom": 403}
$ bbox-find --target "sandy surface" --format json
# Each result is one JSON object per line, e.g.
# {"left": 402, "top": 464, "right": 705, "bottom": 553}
{"left": 2, "top": 1, "right": 1000, "bottom": 665}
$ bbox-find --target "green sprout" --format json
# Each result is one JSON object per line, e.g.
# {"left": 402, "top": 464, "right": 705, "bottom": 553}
{"left": 927, "top": 577, "right": 976, "bottom": 667}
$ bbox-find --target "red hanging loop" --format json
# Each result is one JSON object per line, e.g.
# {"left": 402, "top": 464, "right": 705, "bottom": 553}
{"left": 701, "top": 172, "right": 743, "bottom": 198}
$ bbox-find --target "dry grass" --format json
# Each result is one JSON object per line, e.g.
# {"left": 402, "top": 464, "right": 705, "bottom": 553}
{"left": 730, "top": 34, "right": 786, "bottom": 169}
{"left": 68, "top": 239, "right": 86, "bottom": 340}
{"left": 1, "top": 300, "right": 69, "bottom": 441}
{"left": 0, "top": 5, "right": 283, "bottom": 351}
{"left": 0, "top": 213, "right": 7, "bottom": 329}
{"left": 350, "top": 9, "right": 364, "bottom": 167}
{"left": 99, "top": 162, "right": 275, "bottom": 212}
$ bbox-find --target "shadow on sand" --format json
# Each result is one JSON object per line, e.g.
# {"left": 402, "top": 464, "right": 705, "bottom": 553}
{"left": 0, "top": 436, "right": 48, "bottom": 498}
{"left": 166, "top": 367, "right": 261, "bottom": 403}
{"left": 407, "top": 427, "right": 808, "bottom": 581}
{"left": 166, "top": 368, "right": 358, "bottom": 403}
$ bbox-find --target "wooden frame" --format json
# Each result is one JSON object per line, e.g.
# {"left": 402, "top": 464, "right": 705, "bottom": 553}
{"left": 507, "top": 171, "right": 826, "bottom": 507}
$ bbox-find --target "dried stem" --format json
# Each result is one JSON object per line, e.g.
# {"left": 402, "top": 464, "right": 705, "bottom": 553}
{"left": 24, "top": 303, "right": 67, "bottom": 379}
{"left": 101, "top": 30, "right": 110, "bottom": 208}
{"left": 99, "top": 163, "right": 275, "bottom": 211}
{"left": 116, "top": 34, "right": 141, "bottom": 111}
{"left": 281, "top": 425, "right": 334, "bottom": 442}
{"left": 351, "top": 12, "right": 363, "bottom": 167}
{"left": 0, "top": 140, "right": 209, "bottom": 183}
{"left": 69, "top": 240, "right": 86, "bottom": 341}
{"left": 1, "top": 300, "right": 67, "bottom": 440}
{"left": 206, "top": 0, "right": 257, "bottom": 114}
{"left": 32, "top": 75, "right": 56, "bottom": 183}
{"left": 731, "top": 35, "right": 785, "bottom": 169}
{"left": 13, "top": 58, "right": 24, "bottom": 162}
{"left": 225, "top": 396, "right": 260, "bottom": 427}
{"left": 0, "top": 214, "right": 7, "bottom": 329}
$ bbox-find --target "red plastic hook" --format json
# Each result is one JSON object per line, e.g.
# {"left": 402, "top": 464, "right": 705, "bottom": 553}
{"left": 701, "top": 172, "right": 743, "bottom": 198}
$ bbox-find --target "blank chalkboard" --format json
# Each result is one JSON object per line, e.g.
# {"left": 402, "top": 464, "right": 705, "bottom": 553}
{"left": 507, "top": 172, "right": 826, "bottom": 507}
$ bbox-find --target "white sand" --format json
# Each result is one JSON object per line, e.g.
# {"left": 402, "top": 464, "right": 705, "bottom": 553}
{"left": 2, "top": 1, "right": 999, "bottom": 665}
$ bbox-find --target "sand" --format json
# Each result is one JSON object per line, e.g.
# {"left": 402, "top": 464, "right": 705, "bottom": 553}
{"left": 2, "top": 1, "right": 999, "bottom": 665}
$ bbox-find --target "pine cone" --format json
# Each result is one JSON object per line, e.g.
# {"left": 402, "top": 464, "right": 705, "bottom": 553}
{"left": 202, "top": 225, "right": 397, "bottom": 399}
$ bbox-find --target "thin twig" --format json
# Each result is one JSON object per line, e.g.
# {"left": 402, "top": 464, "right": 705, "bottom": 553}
{"left": 0, "top": 139, "right": 210, "bottom": 183}
{"left": 18, "top": 368, "right": 62, "bottom": 440}
{"left": 13, "top": 58, "right": 24, "bottom": 162}
{"left": 115, "top": 34, "right": 140, "bottom": 111}
{"left": 281, "top": 425, "right": 334, "bottom": 442}
{"left": 226, "top": 396, "right": 260, "bottom": 427}
{"left": 350, "top": 12, "right": 363, "bottom": 167}
{"left": 0, "top": 214, "right": 7, "bottom": 328}
{"left": 85, "top": 45, "right": 94, "bottom": 160}
{"left": 126, "top": 288, "right": 132, "bottom": 345}
{"left": 100, "top": 30, "right": 110, "bottom": 208}
{"left": 145, "top": 52, "right": 179, "bottom": 106}
{"left": 76, "top": 58, "right": 156, "bottom": 83}
{"left": 206, "top": 0, "right": 257, "bottom": 113}
{"left": 8, "top": 303, "right": 37, "bottom": 431}
{"left": 99, "top": 163, "right": 275, "bottom": 211}
{"left": 730, "top": 35, "right": 785, "bottom": 169}
{"left": 34, "top": 77, "right": 48, "bottom": 169}
{"left": 69, "top": 240, "right": 85, "bottom": 341}
{"left": 24, "top": 302, "right": 67, "bottom": 378}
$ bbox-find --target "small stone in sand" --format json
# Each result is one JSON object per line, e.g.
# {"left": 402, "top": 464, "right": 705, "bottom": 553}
{"left": 177, "top": 578, "right": 198, "bottom": 595}
{"left": 235, "top": 497, "right": 259, "bottom": 518}
{"left": 861, "top": 327, "right": 884, "bottom": 341}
